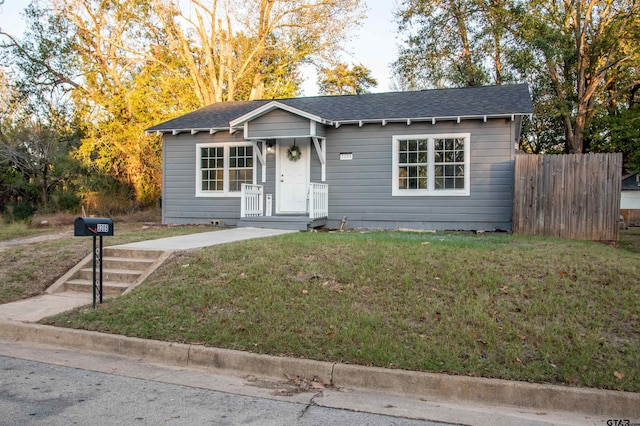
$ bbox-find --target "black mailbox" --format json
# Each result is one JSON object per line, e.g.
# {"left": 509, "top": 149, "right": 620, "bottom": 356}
{"left": 74, "top": 217, "right": 114, "bottom": 236}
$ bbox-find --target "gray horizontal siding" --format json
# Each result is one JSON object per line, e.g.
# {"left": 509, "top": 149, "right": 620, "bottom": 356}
{"left": 162, "top": 117, "right": 517, "bottom": 230}
{"left": 322, "top": 120, "right": 516, "bottom": 230}
{"left": 247, "top": 110, "right": 311, "bottom": 139}
{"left": 163, "top": 131, "right": 247, "bottom": 225}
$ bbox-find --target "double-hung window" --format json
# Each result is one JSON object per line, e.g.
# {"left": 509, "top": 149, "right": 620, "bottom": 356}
{"left": 196, "top": 142, "right": 254, "bottom": 197}
{"left": 392, "top": 133, "right": 470, "bottom": 196}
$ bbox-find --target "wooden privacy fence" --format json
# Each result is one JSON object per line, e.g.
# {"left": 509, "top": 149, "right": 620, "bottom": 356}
{"left": 513, "top": 153, "right": 622, "bottom": 241}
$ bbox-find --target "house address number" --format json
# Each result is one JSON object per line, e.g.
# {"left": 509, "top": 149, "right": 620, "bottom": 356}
{"left": 97, "top": 224, "right": 110, "bottom": 233}
{"left": 340, "top": 153, "right": 353, "bottom": 160}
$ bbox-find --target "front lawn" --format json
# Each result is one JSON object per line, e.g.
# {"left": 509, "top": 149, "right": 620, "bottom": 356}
{"left": 42, "top": 231, "right": 640, "bottom": 392}
{"left": 0, "top": 224, "right": 216, "bottom": 304}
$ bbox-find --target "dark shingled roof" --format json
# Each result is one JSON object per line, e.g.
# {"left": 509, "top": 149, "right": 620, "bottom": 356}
{"left": 147, "top": 84, "right": 533, "bottom": 132}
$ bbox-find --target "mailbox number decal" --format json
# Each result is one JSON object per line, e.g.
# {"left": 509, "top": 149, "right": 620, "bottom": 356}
{"left": 88, "top": 223, "right": 110, "bottom": 234}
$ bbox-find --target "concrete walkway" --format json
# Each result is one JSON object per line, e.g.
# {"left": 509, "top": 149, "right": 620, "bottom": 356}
{"left": 0, "top": 227, "right": 296, "bottom": 322}
{"left": 112, "top": 227, "right": 296, "bottom": 251}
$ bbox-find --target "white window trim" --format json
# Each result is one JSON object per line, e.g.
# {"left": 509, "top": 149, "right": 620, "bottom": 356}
{"left": 195, "top": 141, "right": 256, "bottom": 197}
{"left": 392, "top": 133, "right": 471, "bottom": 197}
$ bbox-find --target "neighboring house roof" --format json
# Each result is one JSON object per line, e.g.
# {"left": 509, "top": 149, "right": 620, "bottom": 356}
{"left": 147, "top": 84, "right": 533, "bottom": 133}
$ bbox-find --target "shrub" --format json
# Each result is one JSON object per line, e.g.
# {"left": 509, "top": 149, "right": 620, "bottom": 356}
{"left": 3, "top": 201, "right": 36, "bottom": 223}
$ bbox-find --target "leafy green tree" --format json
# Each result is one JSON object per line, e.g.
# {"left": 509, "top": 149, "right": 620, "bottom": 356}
{"left": 514, "top": 0, "right": 640, "bottom": 154}
{"left": 0, "top": 70, "right": 81, "bottom": 213}
{"left": 2, "top": 0, "right": 366, "bottom": 205}
{"left": 393, "top": 0, "right": 640, "bottom": 167}
{"left": 393, "top": 0, "right": 521, "bottom": 89}
{"left": 587, "top": 87, "right": 640, "bottom": 173}
{"left": 317, "top": 63, "right": 377, "bottom": 95}
{"left": 2, "top": 1, "right": 199, "bottom": 204}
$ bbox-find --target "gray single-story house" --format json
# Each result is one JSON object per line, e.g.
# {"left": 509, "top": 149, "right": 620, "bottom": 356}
{"left": 147, "top": 84, "right": 533, "bottom": 231}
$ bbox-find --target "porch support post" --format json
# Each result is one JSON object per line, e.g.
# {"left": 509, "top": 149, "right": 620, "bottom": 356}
{"left": 312, "top": 137, "right": 326, "bottom": 182}
{"left": 252, "top": 140, "right": 267, "bottom": 183}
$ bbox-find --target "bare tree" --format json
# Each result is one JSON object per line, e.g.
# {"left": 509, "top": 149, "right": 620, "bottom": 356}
{"left": 150, "top": 0, "right": 365, "bottom": 103}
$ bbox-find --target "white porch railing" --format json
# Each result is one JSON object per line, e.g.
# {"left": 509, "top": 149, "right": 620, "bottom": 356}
{"left": 308, "top": 182, "right": 329, "bottom": 219}
{"left": 241, "top": 183, "right": 328, "bottom": 220}
{"left": 240, "top": 184, "right": 264, "bottom": 218}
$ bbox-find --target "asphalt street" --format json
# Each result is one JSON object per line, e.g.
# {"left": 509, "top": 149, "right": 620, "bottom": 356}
{"left": 0, "top": 339, "right": 614, "bottom": 426}
{"left": 0, "top": 355, "right": 452, "bottom": 426}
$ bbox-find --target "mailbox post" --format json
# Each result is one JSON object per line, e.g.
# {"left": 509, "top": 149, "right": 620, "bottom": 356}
{"left": 74, "top": 217, "right": 114, "bottom": 308}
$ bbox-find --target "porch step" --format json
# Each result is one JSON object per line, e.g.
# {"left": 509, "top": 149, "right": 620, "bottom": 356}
{"left": 101, "top": 256, "right": 156, "bottom": 271}
{"left": 76, "top": 267, "right": 143, "bottom": 284}
{"left": 238, "top": 215, "right": 326, "bottom": 231}
{"left": 64, "top": 279, "right": 131, "bottom": 296}
{"left": 47, "top": 247, "right": 169, "bottom": 298}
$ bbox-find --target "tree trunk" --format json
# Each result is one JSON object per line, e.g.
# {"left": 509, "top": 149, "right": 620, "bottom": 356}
{"left": 41, "top": 164, "right": 49, "bottom": 210}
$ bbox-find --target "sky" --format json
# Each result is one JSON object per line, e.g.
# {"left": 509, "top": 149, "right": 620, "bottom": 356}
{"left": 0, "top": 0, "right": 398, "bottom": 96}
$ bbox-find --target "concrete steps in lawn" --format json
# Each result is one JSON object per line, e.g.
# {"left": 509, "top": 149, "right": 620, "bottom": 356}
{"left": 47, "top": 247, "right": 172, "bottom": 297}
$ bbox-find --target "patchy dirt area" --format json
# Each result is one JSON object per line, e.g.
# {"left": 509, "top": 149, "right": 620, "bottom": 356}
{"left": 0, "top": 230, "right": 75, "bottom": 252}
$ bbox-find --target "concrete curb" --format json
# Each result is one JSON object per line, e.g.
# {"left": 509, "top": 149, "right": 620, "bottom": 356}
{"left": 1, "top": 320, "right": 637, "bottom": 419}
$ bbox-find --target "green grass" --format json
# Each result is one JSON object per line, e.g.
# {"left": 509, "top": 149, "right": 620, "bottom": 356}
{"left": 619, "top": 228, "right": 640, "bottom": 253}
{"left": 42, "top": 231, "right": 640, "bottom": 392}
{"left": 0, "top": 224, "right": 217, "bottom": 304}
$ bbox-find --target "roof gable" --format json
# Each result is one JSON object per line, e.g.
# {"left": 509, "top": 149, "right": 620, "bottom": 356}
{"left": 229, "top": 101, "right": 330, "bottom": 130}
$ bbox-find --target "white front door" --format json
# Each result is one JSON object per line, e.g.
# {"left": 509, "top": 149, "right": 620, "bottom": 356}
{"left": 277, "top": 139, "right": 309, "bottom": 213}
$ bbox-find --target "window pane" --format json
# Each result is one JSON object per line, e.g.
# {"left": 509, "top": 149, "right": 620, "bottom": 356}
{"left": 445, "top": 139, "right": 454, "bottom": 150}
{"left": 229, "top": 165, "right": 253, "bottom": 192}
{"left": 445, "top": 178, "right": 455, "bottom": 189}
{"left": 200, "top": 146, "right": 224, "bottom": 192}
{"left": 445, "top": 165, "right": 454, "bottom": 177}
{"left": 396, "top": 136, "right": 466, "bottom": 193}
{"left": 229, "top": 144, "right": 253, "bottom": 191}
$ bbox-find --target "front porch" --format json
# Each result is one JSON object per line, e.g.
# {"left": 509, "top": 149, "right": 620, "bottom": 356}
{"left": 238, "top": 215, "right": 327, "bottom": 231}
{"left": 238, "top": 183, "right": 328, "bottom": 231}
